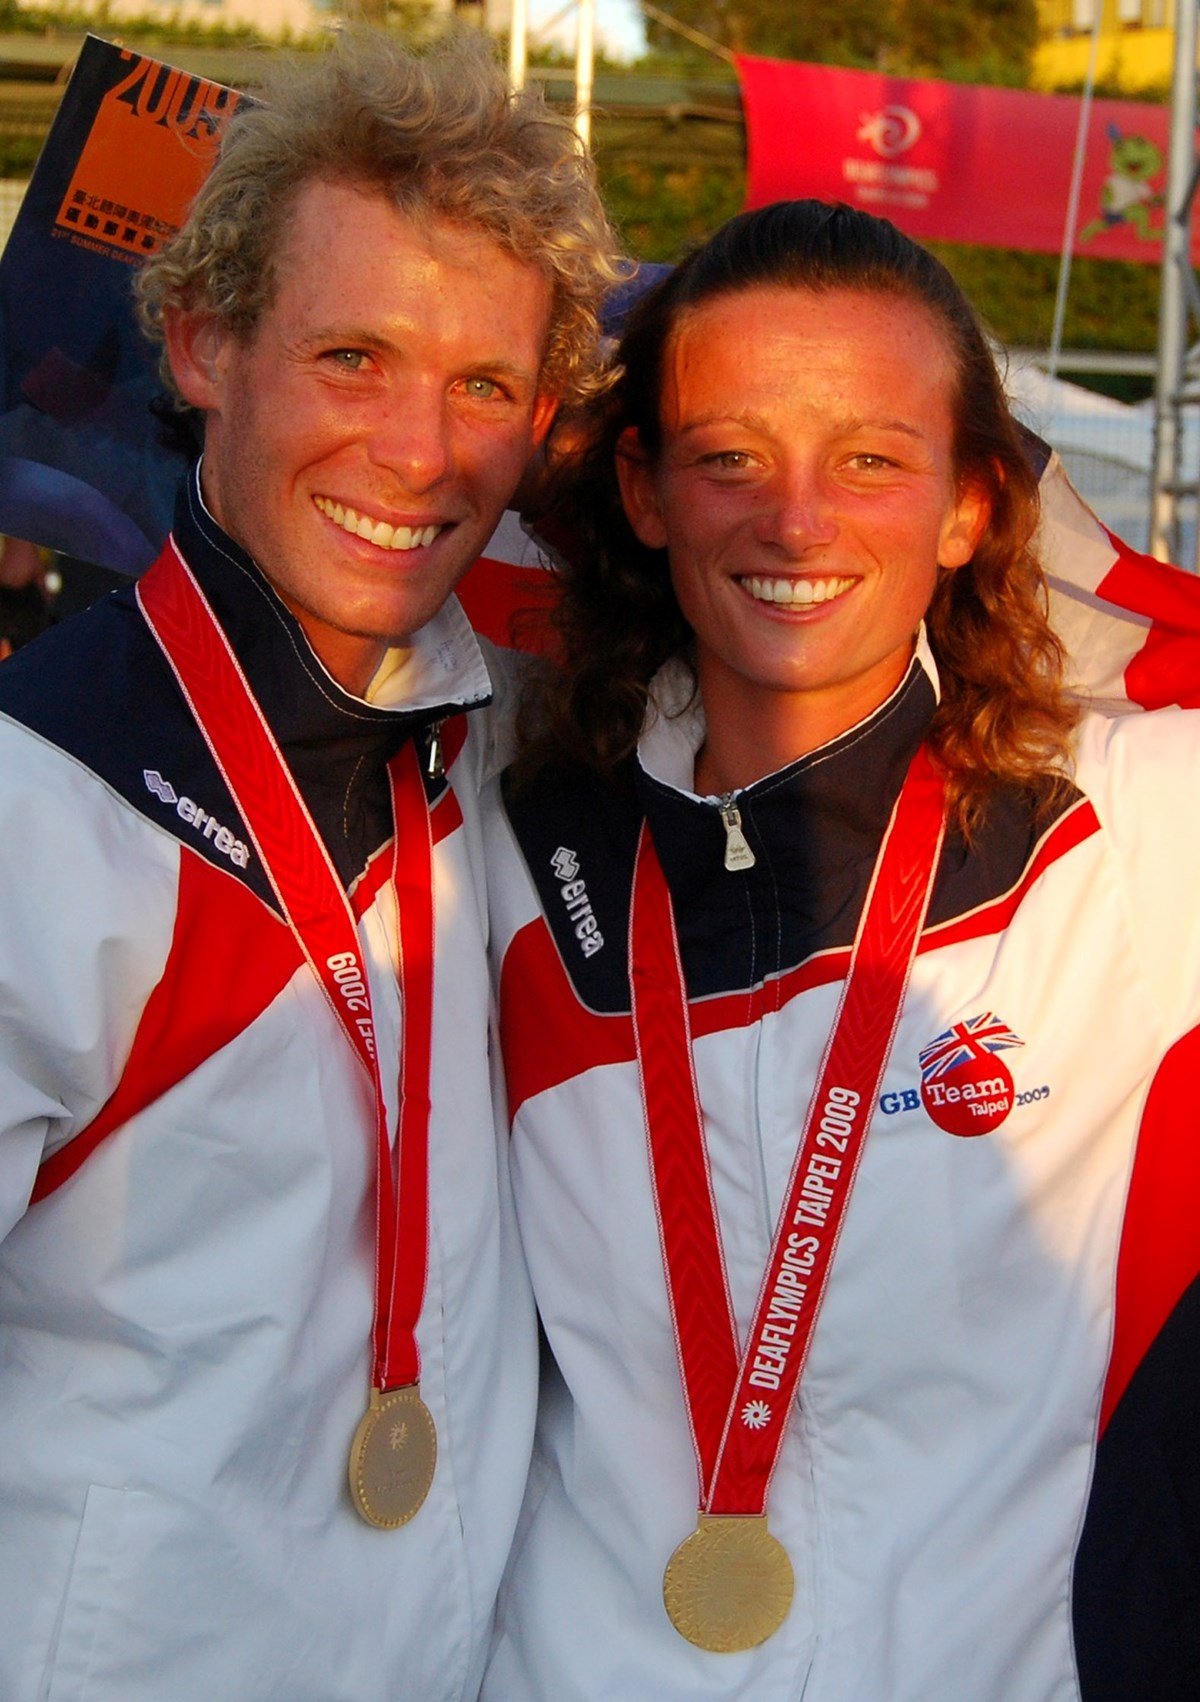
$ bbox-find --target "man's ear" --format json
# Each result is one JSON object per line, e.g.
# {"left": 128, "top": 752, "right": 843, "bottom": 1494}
{"left": 937, "top": 476, "right": 992, "bottom": 571}
{"left": 161, "top": 307, "right": 230, "bottom": 414}
{"left": 530, "top": 390, "right": 559, "bottom": 450}
{"left": 615, "top": 426, "right": 668, "bottom": 550}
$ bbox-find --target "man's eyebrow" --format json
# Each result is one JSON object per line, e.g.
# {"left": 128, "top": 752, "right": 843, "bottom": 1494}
{"left": 301, "top": 324, "right": 392, "bottom": 350}
{"left": 300, "top": 326, "right": 539, "bottom": 383}
{"left": 462, "top": 359, "right": 542, "bottom": 385}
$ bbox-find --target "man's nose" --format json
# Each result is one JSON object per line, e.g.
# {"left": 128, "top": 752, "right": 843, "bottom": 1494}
{"left": 369, "top": 385, "right": 454, "bottom": 492}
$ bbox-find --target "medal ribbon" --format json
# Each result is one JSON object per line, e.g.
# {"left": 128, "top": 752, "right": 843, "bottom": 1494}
{"left": 138, "top": 538, "right": 433, "bottom": 1392}
{"left": 630, "top": 744, "right": 946, "bottom": 1515}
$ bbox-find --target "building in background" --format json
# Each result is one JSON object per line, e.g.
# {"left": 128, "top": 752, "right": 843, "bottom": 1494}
{"left": 1035, "top": 0, "right": 1176, "bottom": 92}
{"left": 8, "top": 0, "right": 511, "bottom": 42}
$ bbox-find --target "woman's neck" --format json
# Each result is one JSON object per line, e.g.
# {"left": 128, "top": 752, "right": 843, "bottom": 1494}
{"left": 692, "top": 654, "right": 914, "bottom": 796}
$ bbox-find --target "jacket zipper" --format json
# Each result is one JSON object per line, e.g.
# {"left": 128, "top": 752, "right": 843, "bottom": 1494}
{"left": 424, "top": 719, "right": 445, "bottom": 779}
{"left": 717, "top": 794, "right": 756, "bottom": 872}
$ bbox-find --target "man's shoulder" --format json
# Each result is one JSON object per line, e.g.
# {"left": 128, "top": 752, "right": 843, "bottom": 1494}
{"left": 468, "top": 636, "right": 532, "bottom": 783}
{"left": 0, "top": 588, "right": 196, "bottom": 812}
{"left": 0, "top": 589, "right": 277, "bottom": 906}
{"left": 0, "top": 585, "right": 158, "bottom": 731}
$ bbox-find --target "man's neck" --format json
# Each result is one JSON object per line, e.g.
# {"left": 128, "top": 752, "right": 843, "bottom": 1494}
{"left": 193, "top": 457, "right": 391, "bottom": 699}
{"left": 293, "top": 614, "right": 390, "bottom": 699}
{"left": 260, "top": 584, "right": 391, "bottom": 698}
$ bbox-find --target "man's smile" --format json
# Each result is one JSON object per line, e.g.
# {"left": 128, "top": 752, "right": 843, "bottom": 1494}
{"left": 312, "top": 494, "right": 445, "bottom": 553}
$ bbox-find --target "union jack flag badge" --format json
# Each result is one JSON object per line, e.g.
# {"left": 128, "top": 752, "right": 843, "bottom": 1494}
{"left": 918, "top": 1013, "right": 1023, "bottom": 1137}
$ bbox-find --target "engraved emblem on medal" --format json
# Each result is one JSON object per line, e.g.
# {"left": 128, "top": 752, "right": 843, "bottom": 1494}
{"left": 349, "top": 1385, "right": 437, "bottom": 1529}
{"left": 663, "top": 1514, "right": 794, "bottom": 1652}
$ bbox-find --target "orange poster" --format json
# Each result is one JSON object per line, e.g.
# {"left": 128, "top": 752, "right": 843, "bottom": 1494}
{"left": 56, "top": 48, "right": 240, "bottom": 261}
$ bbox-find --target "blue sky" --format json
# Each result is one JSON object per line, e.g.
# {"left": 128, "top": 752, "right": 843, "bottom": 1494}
{"left": 529, "top": 0, "right": 648, "bottom": 62}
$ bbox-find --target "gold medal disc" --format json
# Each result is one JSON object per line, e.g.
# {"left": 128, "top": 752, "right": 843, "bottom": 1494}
{"left": 663, "top": 1513, "right": 794, "bottom": 1652}
{"left": 348, "top": 1385, "right": 437, "bottom": 1530}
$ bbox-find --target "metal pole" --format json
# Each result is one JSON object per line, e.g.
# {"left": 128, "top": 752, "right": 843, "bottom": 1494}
{"left": 509, "top": 0, "right": 528, "bottom": 91}
{"left": 1048, "top": 10, "right": 1102, "bottom": 383}
{"left": 575, "top": 0, "right": 595, "bottom": 149}
{"left": 1149, "top": 0, "right": 1199, "bottom": 562}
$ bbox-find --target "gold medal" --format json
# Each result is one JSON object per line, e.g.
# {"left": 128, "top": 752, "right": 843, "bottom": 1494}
{"left": 348, "top": 1384, "right": 437, "bottom": 1530}
{"left": 663, "top": 1513, "right": 794, "bottom": 1652}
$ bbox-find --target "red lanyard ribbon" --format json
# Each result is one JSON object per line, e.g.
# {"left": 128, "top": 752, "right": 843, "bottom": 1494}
{"left": 138, "top": 539, "right": 433, "bottom": 1393}
{"left": 630, "top": 744, "right": 946, "bottom": 1515}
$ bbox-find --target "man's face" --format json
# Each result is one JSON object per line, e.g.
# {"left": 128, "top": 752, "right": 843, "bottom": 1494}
{"left": 166, "top": 178, "right": 558, "bottom": 694}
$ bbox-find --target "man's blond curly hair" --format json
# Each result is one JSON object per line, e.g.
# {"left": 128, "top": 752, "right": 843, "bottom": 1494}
{"left": 136, "top": 30, "right": 622, "bottom": 407}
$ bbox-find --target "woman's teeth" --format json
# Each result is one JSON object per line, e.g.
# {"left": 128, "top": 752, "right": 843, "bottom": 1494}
{"left": 740, "top": 575, "right": 854, "bottom": 606}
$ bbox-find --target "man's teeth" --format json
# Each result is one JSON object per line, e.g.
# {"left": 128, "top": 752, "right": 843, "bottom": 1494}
{"left": 314, "top": 496, "right": 441, "bottom": 552}
{"left": 741, "top": 575, "right": 855, "bottom": 606}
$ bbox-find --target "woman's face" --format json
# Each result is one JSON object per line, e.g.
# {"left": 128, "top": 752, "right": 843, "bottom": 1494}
{"left": 617, "top": 285, "right": 989, "bottom": 752}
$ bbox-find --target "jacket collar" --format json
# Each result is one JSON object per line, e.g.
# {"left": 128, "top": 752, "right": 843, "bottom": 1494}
{"left": 631, "top": 640, "right": 939, "bottom": 933}
{"left": 175, "top": 461, "right": 494, "bottom": 744}
{"left": 637, "top": 627, "right": 939, "bottom": 800}
{"left": 171, "top": 463, "right": 494, "bottom": 885}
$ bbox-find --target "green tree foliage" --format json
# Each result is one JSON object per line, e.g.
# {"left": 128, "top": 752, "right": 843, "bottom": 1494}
{"left": 643, "top": 0, "right": 1038, "bottom": 85}
{"left": 899, "top": 0, "right": 1038, "bottom": 85}
{"left": 643, "top": 0, "right": 891, "bottom": 67}
{"left": 594, "top": 115, "right": 745, "bottom": 261}
{"left": 8, "top": 3, "right": 263, "bottom": 46}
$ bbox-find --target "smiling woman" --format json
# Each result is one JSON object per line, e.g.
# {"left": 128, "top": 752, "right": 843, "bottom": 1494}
{"left": 483, "top": 200, "right": 1200, "bottom": 1702}
{"left": 614, "top": 285, "right": 988, "bottom": 791}
{"left": 523, "top": 198, "right": 1076, "bottom": 827}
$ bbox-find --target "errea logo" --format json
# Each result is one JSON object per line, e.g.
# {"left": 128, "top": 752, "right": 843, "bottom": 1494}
{"left": 551, "top": 844, "right": 604, "bottom": 957}
{"left": 143, "top": 769, "right": 251, "bottom": 870}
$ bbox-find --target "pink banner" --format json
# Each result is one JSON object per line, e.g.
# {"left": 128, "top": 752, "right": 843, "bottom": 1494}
{"left": 738, "top": 54, "right": 1186, "bottom": 264}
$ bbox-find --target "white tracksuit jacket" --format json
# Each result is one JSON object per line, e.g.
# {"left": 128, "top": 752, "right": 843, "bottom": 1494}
{"left": 484, "top": 647, "right": 1200, "bottom": 1702}
{"left": 0, "top": 474, "right": 534, "bottom": 1702}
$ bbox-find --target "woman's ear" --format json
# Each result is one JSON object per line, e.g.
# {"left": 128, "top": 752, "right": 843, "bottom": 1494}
{"left": 937, "top": 476, "right": 992, "bottom": 571}
{"left": 615, "top": 426, "right": 669, "bottom": 550}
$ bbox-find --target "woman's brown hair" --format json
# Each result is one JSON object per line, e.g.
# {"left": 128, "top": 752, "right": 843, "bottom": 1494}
{"left": 525, "top": 199, "right": 1077, "bottom": 829}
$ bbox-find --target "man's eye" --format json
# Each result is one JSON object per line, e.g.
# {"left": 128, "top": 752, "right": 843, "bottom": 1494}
{"left": 702, "top": 451, "right": 752, "bottom": 471}
{"left": 463, "top": 377, "right": 501, "bottom": 400}
{"left": 326, "top": 350, "right": 367, "bottom": 371}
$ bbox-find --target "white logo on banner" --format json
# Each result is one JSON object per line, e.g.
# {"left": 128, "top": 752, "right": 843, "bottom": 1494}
{"left": 857, "top": 105, "right": 922, "bottom": 158}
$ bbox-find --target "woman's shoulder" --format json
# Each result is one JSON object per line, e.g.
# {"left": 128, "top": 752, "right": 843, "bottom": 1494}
{"left": 1072, "top": 701, "right": 1200, "bottom": 786}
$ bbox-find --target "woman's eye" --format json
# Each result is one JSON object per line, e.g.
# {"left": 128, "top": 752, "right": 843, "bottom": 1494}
{"left": 463, "top": 377, "right": 501, "bottom": 400}
{"left": 704, "top": 451, "right": 751, "bottom": 471}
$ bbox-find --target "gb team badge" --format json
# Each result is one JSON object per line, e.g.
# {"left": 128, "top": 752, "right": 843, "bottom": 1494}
{"left": 918, "top": 1014, "right": 1024, "bottom": 1137}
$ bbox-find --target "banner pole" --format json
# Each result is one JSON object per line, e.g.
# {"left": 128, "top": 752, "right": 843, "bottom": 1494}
{"left": 575, "top": 0, "right": 595, "bottom": 148}
{"left": 1149, "top": 0, "right": 1200, "bottom": 564}
{"left": 509, "top": 0, "right": 528, "bottom": 90}
{"left": 1048, "top": 7, "right": 1102, "bottom": 385}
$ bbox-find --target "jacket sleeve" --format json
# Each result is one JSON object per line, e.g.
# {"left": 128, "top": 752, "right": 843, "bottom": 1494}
{"left": 1075, "top": 706, "right": 1200, "bottom": 1040}
{"left": 0, "top": 719, "right": 179, "bottom": 1240}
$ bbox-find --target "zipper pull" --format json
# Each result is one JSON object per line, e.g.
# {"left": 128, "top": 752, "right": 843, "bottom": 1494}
{"left": 717, "top": 794, "right": 756, "bottom": 872}
{"left": 424, "top": 720, "right": 444, "bottom": 780}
